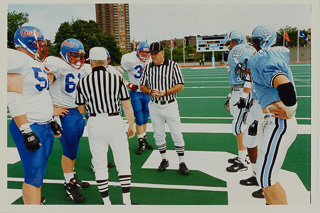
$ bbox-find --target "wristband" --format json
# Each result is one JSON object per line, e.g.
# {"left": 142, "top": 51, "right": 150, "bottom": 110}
{"left": 241, "top": 92, "right": 249, "bottom": 100}
{"left": 19, "top": 123, "right": 32, "bottom": 134}
{"left": 165, "top": 90, "right": 168, "bottom": 95}
{"left": 7, "top": 92, "right": 26, "bottom": 117}
{"left": 285, "top": 102, "right": 297, "bottom": 118}
{"left": 149, "top": 90, "right": 153, "bottom": 95}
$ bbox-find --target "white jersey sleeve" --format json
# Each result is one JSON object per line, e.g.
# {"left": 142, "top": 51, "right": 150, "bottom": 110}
{"left": 108, "top": 65, "right": 122, "bottom": 77}
{"left": 7, "top": 48, "right": 29, "bottom": 76}
{"left": 45, "top": 56, "right": 63, "bottom": 79}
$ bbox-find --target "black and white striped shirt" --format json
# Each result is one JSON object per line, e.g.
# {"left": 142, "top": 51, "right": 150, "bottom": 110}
{"left": 140, "top": 58, "right": 184, "bottom": 102}
{"left": 75, "top": 66, "right": 130, "bottom": 115}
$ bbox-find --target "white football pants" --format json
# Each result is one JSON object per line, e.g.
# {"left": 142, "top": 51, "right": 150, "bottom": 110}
{"left": 148, "top": 100, "right": 185, "bottom": 147}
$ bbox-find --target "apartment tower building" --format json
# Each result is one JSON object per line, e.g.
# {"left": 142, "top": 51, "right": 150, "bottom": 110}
{"left": 95, "top": 3, "right": 131, "bottom": 51}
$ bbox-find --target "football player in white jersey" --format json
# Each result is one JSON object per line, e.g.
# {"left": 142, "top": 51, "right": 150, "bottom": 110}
{"left": 118, "top": 42, "right": 154, "bottom": 155}
{"left": 46, "top": 38, "right": 91, "bottom": 203}
{"left": 7, "top": 26, "right": 62, "bottom": 204}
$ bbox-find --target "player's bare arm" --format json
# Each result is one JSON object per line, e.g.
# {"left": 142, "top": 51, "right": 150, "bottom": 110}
{"left": 121, "top": 99, "right": 135, "bottom": 139}
{"left": 77, "top": 104, "right": 87, "bottom": 114}
{"left": 7, "top": 73, "right": 41, "bottom": 150}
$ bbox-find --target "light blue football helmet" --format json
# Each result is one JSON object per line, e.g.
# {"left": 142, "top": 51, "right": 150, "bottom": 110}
{"left": 60, "top": 38, "right": 85, "bottom": 69}
{"left": 101, "top": 47, "right": 111, "bottom": 66}
{"left": 136, "top": 42, "right": 150, "bottom": 62}
{"left": 14, "top": 26, "right": 48, "bottom": 62}
{"left": 251, "top": 25, "right": 277, "bottom": 49}
{"left": 229, "top": 30, "right": 246, "bottom": 45}
{"left": 228, "top": 44, "right": 256, "bottom": 81}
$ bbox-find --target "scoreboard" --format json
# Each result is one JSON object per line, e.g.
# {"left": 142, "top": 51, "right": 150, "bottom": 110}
{"left": 196, "top": 35, "right": 228, "bottom": 52}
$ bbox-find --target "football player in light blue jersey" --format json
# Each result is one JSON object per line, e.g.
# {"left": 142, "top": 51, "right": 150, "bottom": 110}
{"left": 229, "top": 27, "right": 298, "bottom": 204}
{"left": 225, "top": 30, "right": 251, "bottom": 173}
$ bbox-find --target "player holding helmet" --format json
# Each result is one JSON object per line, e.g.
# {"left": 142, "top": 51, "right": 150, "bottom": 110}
{"left": 118, "top": 42, "right": 154, "bottom": 155}
{"left": 46, "top": 38, "right": 91, "bottom": 203}
{"left": 228, "top": 25, "right": 298, "bottom": 204}
{"left": 7, "top": 26, "right": 62, "bottom": 204}
{"left": 225, "top": 30, "right": 251, "bottom": 173}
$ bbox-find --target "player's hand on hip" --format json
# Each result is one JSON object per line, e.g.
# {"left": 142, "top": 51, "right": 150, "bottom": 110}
{"left": 21, "top": 129, "right": 41, "bottom": 151}
{"left": 126, "top": 83, "right": 138, "bottom": 92}
{"left": 233, "top": 97, "right": 246, "bottom": 109}
{"left": 53, "top": 105, "right": 69, "bottom": 117}
{"left": 268, "top": 103, "right": 289, "bottom": 119}
{"left": 50, "top": 119, "right": 63, "bottom": 138}
{"left": 127, "top": 125, "right": 135, "bottom": 139}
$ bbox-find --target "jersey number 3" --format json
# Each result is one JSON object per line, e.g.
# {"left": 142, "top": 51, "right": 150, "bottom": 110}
{"left": 65, "top": 73, "right": 81, "bottom": 93}
{"left": 32, "top": 67, "right": 49, "bottom": 92}
{"left": 134, "top": 65, "right": 143, "bottom": 79}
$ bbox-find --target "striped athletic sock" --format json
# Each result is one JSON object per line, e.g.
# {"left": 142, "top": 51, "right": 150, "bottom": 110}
{"left": 97, "top": 179, "right": 110, "bottom": 204}
{"left": 119, "top": 175, "right": 131, "bottom": 204}
{"left": 175, "top": 146, "right": 185, "bottom": 163}
{"left": 157, "top": 144, "right": 167, "bottom": 159}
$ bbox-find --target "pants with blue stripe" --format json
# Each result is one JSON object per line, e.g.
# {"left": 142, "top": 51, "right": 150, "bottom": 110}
{"left": 256, "top": 115, "right": 298, "bottom": 188}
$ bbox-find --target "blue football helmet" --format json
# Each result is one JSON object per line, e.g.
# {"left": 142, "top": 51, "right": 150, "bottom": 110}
{"left": 251, "top": 25, "right": 277, "bottom": 49}
{"left": 60, "top": 38, "right": 85, "bottom": 69}
{"left": 101, "top": 47, "right": 111, "bottom": 67}
{"left": 229, "top": 30, "right": 246, "bottom": 45}
{"left": 228, "top": 44, "right": 256, "bottom": 81}
{"left": 136, "top": 42, "right": 150, "bottom": 62}
{"left": 14, "top": 26, "right": 48, "bottom": 62}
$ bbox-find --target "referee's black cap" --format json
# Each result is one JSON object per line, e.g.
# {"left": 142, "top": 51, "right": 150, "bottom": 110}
{"left": 150, "top": 42, "right": 164, "bottom": 53}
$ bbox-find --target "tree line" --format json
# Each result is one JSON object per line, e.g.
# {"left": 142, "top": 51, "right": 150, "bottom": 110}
{"left": 8, "top": 11, "right": 309, "bottom": 64}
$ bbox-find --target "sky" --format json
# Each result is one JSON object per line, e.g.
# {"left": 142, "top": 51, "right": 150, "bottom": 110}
{"left": 6, "top": 0, "right": 314, "bottom": 44}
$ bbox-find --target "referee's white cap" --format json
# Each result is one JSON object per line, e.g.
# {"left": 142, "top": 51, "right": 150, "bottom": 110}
{"left": 88, "top": 47, "right": 107, "bottom": 60}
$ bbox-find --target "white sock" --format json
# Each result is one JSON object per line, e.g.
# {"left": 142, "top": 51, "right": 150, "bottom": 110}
{"left": 103, "top": 197, "right": 111, "bottom": 205}
{"left": 178, "top": 156, "right": 185, "bottom": 164}
{"left": 161, "top": 152, "right": 167, "bottom": 160}
{"left": 122, "top": 192, "right": 131, "bottom": 205}
{"left": 143, "top": 132, "right": 147, "bottom": 137}
{"left": 137, "top": 134, "right": 144, "bottom": 139}
{"left": 238, "top": 150, "right": 247, "bottom": 161}
{"left": 64, "top": 172, "right": 74, "bottom": 182}
{"left": 251, "top": 163, "right": 257, "bottom": 175}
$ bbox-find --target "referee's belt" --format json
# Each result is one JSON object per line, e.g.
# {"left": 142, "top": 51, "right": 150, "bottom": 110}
{"left": 89, "top": 112, "right": 120, "bottom": 117}
{"left": 154, "top": 99, "right": 175, "bottom": 105}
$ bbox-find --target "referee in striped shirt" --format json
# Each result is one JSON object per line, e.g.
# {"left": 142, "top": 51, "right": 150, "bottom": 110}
{"left": 75, "top": 47, "right": 135, "bottom": 205}
{"left": 140, "top": 42, "right": 189, "bottom": 176}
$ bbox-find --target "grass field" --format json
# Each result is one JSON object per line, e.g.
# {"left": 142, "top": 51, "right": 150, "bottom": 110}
{"left": 7, "top": 64, "right": 311, "bottom": 206}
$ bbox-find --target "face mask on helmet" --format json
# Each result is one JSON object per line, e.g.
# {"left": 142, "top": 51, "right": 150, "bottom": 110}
{"left": 60, "top": 39, "right": 85, "bottom": 69}
{"left": 251, "top": 25, "right": 277, "bottom": 49}
{"left": 14, "top": 26, "right": 48, "bottom": 62}
{"left": 137, "top": 42, "right": 150, "bottom": 62}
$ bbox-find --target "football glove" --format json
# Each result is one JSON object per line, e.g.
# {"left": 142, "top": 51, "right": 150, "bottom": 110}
{"left": 234, "top": 97, "right": 246, "bottom": 109}
{"left": 50, "top": 119, "right": 63, "bottom": 136}
{"left": 248, "top": 120, "right": 258, "bottom": 136}
{"left": 126, "top": 83, "right": 138, "bottom": 92}
{"left": 225, "top": 92, "right": 231, "bottom": 111}
{"left": 21, "top": 128, "right": 40, "bottom": 151}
